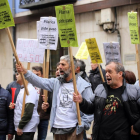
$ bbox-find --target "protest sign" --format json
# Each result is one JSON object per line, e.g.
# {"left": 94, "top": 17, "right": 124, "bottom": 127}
{"left": 128, "top": 12, "right": 139, "bottom": 44}
{"left": 39, "top": 17, "right": 58, "bottom": 50}
{"left": 0, "top": 0, "right": 15, "bottom": 29}
{"left": 75, "top": 42, "right": 89, "bottom": 59}
{"left": 103, "top": 42, "right": 122, "bottom": 64}
{"left": 16, "top": 39, "right": 45, "bottom": 63}
{"left": 85, "top": 38, "right": 103, "bottom": 63}
{"left": 55, "top": 4, "right": 78, "bottom": 47}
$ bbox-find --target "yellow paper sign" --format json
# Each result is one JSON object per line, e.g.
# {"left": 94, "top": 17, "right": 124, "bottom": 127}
{"left": 75, "top": 42, "right": 89, "bottom": 59}
{"left": 85, "top": 38, "right": 103, "bottom": 63}
{"left": 0, "top": 0, "right": 15, "bottom": 29}
{"left": 128, "top": 12, "right": 139, "bottom": 44}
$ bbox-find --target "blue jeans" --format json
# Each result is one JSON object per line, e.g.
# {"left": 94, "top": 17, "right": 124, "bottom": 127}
{"left": 0, "top": 134, "right": 6, "bottom": 140}
{"left": 38, "top": 119, "right": 49, "bottom": 140}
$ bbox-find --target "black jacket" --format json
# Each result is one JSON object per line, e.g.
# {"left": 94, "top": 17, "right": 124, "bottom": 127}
{"left": 89, "top": 66, "right": 106, "bottom": 92}
{"left": 6, "top": 81, "right": 21, "bottom": 103}
{"left": 80, "top": 83, "right": 140, "bottom": 140}
{"left": 0, "top": 85, "right": 14, "bottom": 134}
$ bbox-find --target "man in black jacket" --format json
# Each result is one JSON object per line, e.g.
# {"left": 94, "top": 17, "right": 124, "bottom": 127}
{"left": 73, "top": 61, "right": 140, "bottom": 140}
{"left": 0, "top": 85, "right": 14, "bottom": 140}
{"left": 89, "top": 62, "right": 106, "bottom": 92}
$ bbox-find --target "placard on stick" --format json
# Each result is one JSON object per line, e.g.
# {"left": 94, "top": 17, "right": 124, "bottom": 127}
{"left": 75, "top": 42, "right": 89, "bottom": 59}
{"left": 55, "top": 4, "right": 78, "bottom": 47}
{"left": 103, "top": 42, "right": 122, "bottom": 64}
{"left": 0, "top": 0, "right": 15, "bottom": 29}
{"left": 16, "top": 39, "right": 45, "bottom": 63}
{"left": 85, "top": 38, "right": 103, "bottom": 64}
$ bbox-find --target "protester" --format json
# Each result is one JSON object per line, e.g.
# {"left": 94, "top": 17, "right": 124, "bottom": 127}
{"left": 6, "top": 72, "right": 21, "bottom": 103}
{"left": 125, "top": 70, "right": 136, "bottom": 84}
{"left": 10, "top": 73, "right": 39, "bottom": 140}
{"left": 31, "top": 66, "right": 52, "bottom": 140}
{"left": 16, "top": 55, "right": 94, "bottom": 140}
{"left": 76, "top": 59, "right": 89, "bottom": 82}
{"left": 73, "top": 61, "right": 140, "bottom": 140}
{"left": 89, "top": 62, "right": 106, "bottom": 93}
{"left": 0, "top": 85, "right": 14, "bottom": 140}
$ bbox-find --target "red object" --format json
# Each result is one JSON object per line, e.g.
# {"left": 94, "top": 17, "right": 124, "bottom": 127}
{"left": 11, "top": 88, "right": 16, "bottom": 103}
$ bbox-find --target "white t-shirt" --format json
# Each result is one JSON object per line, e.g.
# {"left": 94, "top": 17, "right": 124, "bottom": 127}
{"left": 53, "top": 82, "right": 78, "bottom": 128}
{"left": 14, "top": 83, "right": 39, "bottom": 132}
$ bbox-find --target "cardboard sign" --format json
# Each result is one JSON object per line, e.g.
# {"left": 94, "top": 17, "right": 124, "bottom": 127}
{"left": 128, "top": 12, "right": 139, "bottom": 44}
{"left": 0, "top": 0, "right": 15, "bottom": 29}
{"left": 55, "top": 4, "right": 78, "bottom": 47}
{"left": 16, "top": 39, "right": 45, "bottom": 63}
{"left": 39, "top": 17, "right": 58, "bottom": 50}
{"left": 75, "top": 42, "right": 89, "bottom": 59}
{"left": 85, "top": 38, "right": 103, "bottom": 63}
{"left": 103, "top": 42, "right": 122, "bottom": 64}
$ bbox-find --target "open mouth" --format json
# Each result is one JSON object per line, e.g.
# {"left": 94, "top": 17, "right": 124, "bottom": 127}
{"left": 107, "top": 78, "right": 112, "bottom": 82}
{"left": 60, "top": 70, "right": 64, "bottom": 75}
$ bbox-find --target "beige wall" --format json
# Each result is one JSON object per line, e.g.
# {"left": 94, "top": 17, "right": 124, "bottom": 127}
{"left": 1, "top": 4, "right": 140, "bottom": 88}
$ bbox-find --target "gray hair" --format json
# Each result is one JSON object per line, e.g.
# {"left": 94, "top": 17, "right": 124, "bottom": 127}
{"left": 60, "top": 55, "right": 78, "bottom": 69}
{"left": 77, "top": 60, "right": 86, "bottom": 71}
{"left": 106, "top": 61, "right": 125, "bottom": 73}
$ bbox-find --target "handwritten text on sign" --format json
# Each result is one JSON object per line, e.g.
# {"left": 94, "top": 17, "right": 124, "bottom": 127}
{"left": 16, "top": 39, "right": 45, "bottom": 63}
{"left": 0, "top": 0, "right": 15, "bottom": 29}
{"left": 75, "top": 42, "right": 89, "bottom": 59}
{"left": 85, "top": 38, "right": 102, "bottom": 64}
{"left": 39, "top": 17, "right": 58, "bottom": 50}
{"left": 55, "top": 4, "right": 78, "bottom": 47}
{"left": 103, "top": 42, "right": 122, "bottom": 64}
{"left": 128, "top": 12, "right": 139, "bottom": 44}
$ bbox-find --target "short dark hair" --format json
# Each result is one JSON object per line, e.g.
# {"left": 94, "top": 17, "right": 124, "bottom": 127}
{"left": 32, "top": 66, "right": 43, "bottom": 75}
{"left": 56, "top": 62, "right": 59, "bottom": 67}
{"left": 125, "top": 70, "right": 136, "bottom": 84}
{"left": 106, "top": 61, "right": 125, "bottom": 73}
{"left": 77, "top": 60, "right": 86, "bottom": 71}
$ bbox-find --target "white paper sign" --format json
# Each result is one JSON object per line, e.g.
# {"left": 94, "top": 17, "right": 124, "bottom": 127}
{"left": 39, "top": 17, "right": 58, "bottom": 50}
{"left": 103, "top": 42, "right": 122, "bottom": 64}
{"left": 37, "top": 21, "right": 40, "bottom": 40}
{"left": 16, "top": 39, "right": 45, "bottom": 63}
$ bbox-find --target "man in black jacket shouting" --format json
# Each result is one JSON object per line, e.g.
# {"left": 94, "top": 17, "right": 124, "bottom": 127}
{"left": 0, "top": 85, "right": 14, "bottom": 140}
{"left": 73, "top": 61, "right": 140, "bottom": 140}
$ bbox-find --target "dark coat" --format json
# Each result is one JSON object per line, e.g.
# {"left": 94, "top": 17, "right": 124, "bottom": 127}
{"left": 89, "top": 66, "right": 106, "bottom": 93}
{"left": 0, "top": 85, "right": 14, "bottom": 134}
{"left": 80, "top": 82, "right": 140, "bottom": 140}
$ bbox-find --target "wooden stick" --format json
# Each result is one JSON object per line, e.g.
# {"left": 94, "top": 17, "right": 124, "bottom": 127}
{"left": 98, "top": 64, "right": 105, "bottom": 82}
{"left": 69, "top": 47, "right": 81, "bottom": 125}
{"left": 135, "top": 44, "right": 140, "bottom": 86}
{"left": 5, "top": 28, "right": 29, "bottom": 95}
{"left": 21, "top": 62, "right": 30, "bottom": 118}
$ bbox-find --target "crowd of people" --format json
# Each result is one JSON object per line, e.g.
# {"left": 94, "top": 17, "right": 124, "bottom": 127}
{"left": 0, "top": 55, "right": 140, "bottom": 140}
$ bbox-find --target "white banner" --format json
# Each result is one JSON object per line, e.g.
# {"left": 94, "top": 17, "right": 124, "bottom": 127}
{"left": 103, "top": 42, "right": 122, "bottom": 64}
{"left": 39, "top": 17, "right": 58, "bottom": 50}
{"left": 16, "top": 39, "right": 45, "bottom": 63}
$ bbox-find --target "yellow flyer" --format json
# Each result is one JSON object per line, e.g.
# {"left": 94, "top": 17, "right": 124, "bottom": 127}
{"left": 85, "top": 38, "right": 103, "bottom": 63}
{"left": 0, "top": 0, "right": 15, "bottom": 29}
{"left": 75, "top": 42, "right": 89, "bottom": 59}
{"left": 128, "top": 12, "right": 139, "bottom": 44}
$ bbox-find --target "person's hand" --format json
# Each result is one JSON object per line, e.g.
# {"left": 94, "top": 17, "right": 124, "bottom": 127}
{"left": 131, "top": 125, "right": 139, "bottom": 135}
{"left": 9, "top": 102, "right": 15, "bottom": 109}
{"left": 16, "top": 62, "right": 27, "bottom": 74}
{"left": 8, "top": 134, "right": 13, "bottom": 140}
{"left": 17, "top": 128, "right": 23, "bottom": 136}
{"left": 42, "top": 102, "right": 49, "bottom": 110}
{"left": 73, "top": 91, "right": 83, "bottom": 103}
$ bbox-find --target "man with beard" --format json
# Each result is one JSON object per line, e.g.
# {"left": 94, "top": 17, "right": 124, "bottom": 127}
{"left": 73, "top": 61, "right": 140, "bottom": 140}
{"left": 16, "top": 55, "right": 94, "bottom": 140}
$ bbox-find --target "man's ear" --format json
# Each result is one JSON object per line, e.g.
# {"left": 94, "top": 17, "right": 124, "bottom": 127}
{"left": 118, "top": 71, "right": 123, "bottom": 78}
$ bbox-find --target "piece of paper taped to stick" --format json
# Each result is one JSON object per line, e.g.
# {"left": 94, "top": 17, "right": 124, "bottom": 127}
{"left": 55, "top": 4, "right": 78, "bottom": 47}
{"left": 0, "top": 0, "right": 15, "bottom": 29}
{"left": 16, "top": 38, "right": 45, "bottom": 63}
{"left": 103, "top": 42, "right": 122, "bottom": 64}
{"left": 128, "top": 12, "right": 139, "bottom": 44}
{"left": 39, "top": 17, "right": 58, "bottom": 50}
{"left": 85, "top": 38, "right": 103, "bottom": 63}
{"left": 75, "top": 42, "right": 89, "bottom": 59}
